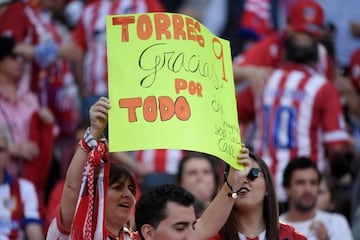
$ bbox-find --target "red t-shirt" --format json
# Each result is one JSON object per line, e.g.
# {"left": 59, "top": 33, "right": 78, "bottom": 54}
{"left": 234, "top": 32, "right": 334, "bottom": 125}
{"left": 209, "top": 222, "right": 307, "bottom": 240}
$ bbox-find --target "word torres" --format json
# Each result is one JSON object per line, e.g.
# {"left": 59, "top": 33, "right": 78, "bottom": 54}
{"left": 112, "top": 13, "right": 205, "bottom": 47}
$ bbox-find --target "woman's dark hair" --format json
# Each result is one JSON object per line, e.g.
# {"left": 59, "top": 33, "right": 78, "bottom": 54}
{"left": 176, "top": 151, "right": 220, "bottom": 199}
{"left": 109, "top": 163, "right": 136, "bottom": 196}
{"left": 320, "top": 174, "right": 339, "bottom": 210}
{"left": 219, "top": 151, "right": 280, "bottom": 240}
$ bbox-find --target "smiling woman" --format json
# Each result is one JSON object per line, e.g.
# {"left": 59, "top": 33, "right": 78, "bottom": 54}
{"left": 106, "top": 163, "right": 137, "bottom": 236}
{"left": 46, "top": 97, "right": 141, "bottom": 240}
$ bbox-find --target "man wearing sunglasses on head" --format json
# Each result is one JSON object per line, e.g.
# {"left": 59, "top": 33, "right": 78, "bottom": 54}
{"left": 209, "top": 151, "right": 306, "bottom": 240}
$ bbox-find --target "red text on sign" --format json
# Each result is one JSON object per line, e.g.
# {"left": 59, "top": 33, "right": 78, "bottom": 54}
{"left": 112, "top": 13, "right": 205, "bottom": 47}
{"left": 119, "top": 96, "right": 191, "bottom": 122}
{"left": 175, "top": 78, "right": 202, "bottom": 97}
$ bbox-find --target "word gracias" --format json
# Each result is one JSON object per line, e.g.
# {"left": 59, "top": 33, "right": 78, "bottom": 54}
{"left": 112, "top": 13, "right": 205, "bottom": 47}
{"left": 119, "top": 78, "right": 202, "bottom": 122}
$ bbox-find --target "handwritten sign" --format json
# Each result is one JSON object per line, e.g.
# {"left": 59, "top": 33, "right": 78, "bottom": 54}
{"left": 106, "top": 13, "right": 242, "bottom": 169}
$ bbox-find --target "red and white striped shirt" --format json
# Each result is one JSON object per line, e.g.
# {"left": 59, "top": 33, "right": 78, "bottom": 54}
{"left": 72, "top": 0, "right": 164, "bottom": 96}
{"left": 0, "top": 89, "right": 39, "bottom": 176}
{"left": 135, "top": 149, "right": 184, "bottom": 174}
{"left": 0, "top": 2, "right": 74, "bottom": 106}
{"left": 0, "top": 90, "right": 39, "bottom": 144}
{"left": 234, "top": 32, "right": 333, "bottom": 132}
{"left": 253, "top": 63, "right": 349, "bottom": 201}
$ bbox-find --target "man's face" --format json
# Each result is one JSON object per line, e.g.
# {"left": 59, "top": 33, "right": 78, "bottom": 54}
{"left": 106, "top": 178, "right": 136, "bottom": 228}
{"left": 286, "top": 168, "right": 319, "bottom": 212}
{"left": 180, "top": 157, "right": 216, "bottom": 203}
{"left": 142, "top": 201, "right": 196, "bottom": 240}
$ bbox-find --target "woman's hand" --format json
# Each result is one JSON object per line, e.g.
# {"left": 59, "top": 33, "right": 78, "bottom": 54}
{"left": 227, "top": 144, "right": 252, "bottom": 191}
{"left": 39, "top": 107, "right": 55, "bottom": 124}
{"left": 89, "top": 97, "right": 110, "bottom": 139}
{"left": 9, "top": 141, "right": 39, "bottom": 161}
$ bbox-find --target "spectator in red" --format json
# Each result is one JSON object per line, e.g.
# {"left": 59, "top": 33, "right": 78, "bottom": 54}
{"left": 0, "top": 35, "right": 55, "bottom": 226}
{"left": 233, "top": 0, "right": 333, "bottom": 145}
{"left": 61, "top": 0, "right": 165, "bottom": 121}
{"left": 233, "top": 0, "right": 331, "bottom": 84}
{"left": 245, "top": 30, "right": 351, "bottom": 207}
{"left": 0, "top": 0, "right": 81, "bottom": 138}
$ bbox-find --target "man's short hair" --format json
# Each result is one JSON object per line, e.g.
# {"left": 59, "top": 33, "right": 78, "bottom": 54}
{"left": 135, "top": 184, "right": 195, "bottom": 237}
{"left": 282, "top": 156, "right": 322, "bottom": 188}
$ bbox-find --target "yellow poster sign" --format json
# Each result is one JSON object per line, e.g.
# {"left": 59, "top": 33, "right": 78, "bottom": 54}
{"left": 106, "top": 13, "right": 242, "bottom": 169}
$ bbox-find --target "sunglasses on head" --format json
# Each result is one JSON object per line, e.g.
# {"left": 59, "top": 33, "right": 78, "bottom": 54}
{"left": 247, "top": 168, "right": 262, "bottom": 181}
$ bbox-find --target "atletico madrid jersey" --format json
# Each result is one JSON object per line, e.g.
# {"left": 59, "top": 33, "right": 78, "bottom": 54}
{"left": 253, "top": 63, "right": 349, "bottom": 201}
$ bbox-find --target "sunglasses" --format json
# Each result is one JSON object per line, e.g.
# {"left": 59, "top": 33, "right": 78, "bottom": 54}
{"left": 247, "top": 168, "right": 262, "bottom": 181}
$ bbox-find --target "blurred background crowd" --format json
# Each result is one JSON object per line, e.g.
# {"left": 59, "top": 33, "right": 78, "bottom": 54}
{"left": 0, "top": 0, "right": 360, "bottom": 239}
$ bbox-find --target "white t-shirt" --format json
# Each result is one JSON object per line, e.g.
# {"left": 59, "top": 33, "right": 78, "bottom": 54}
{"left": 280, "top": 210, "right": 353, "bottom": 240}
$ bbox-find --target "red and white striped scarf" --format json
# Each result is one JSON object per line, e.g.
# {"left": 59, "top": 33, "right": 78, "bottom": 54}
{"left": 70, "top": 141, "right": 109, "bottom": 240}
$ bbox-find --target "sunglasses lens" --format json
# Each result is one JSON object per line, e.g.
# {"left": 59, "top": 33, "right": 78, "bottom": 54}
{"left": 247, "top": 168, "right": 261, "bottom": 181}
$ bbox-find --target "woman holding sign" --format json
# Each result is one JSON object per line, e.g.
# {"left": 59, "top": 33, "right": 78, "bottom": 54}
{"left": 46, "top": 97, "right": 254, "bottom": 240}
{"left": 46, "top": 97, "right": 139, "bottom": 240}
{"left": 209, "top": 151, "right": 307, "bottom": 240}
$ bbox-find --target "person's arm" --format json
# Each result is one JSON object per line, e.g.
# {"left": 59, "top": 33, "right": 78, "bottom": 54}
{"left": 233, "top": 64, "right": 272, "bottom": 93}
{"left": 318, "top": 83, "right": 353, "bottom": 180}
{"left": 25, "top": 224, "right": 44, "bottom": 240}
{"left": 60, "top": 97, "right": 110, "bottom": 230}
{"left": 194, "top": 145, "right": 252, "bottom": 239}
